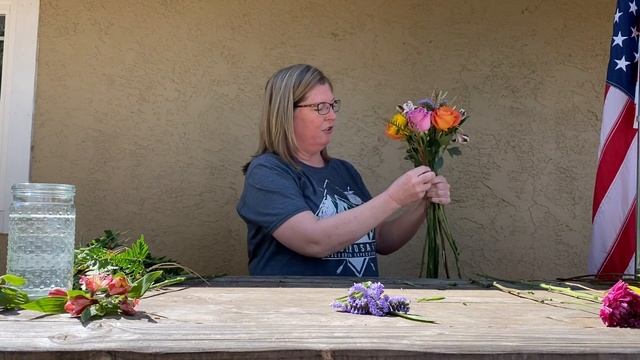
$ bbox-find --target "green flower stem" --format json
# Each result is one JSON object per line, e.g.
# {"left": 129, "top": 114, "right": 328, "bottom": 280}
{"left": 390, "top": 311, "right": 436, "bottom": 323}
{"left": 437, "top": 205, "right": 461, "bottom": 278}
{"left": 435, "top": 205, "right": 450, "bottom": 279}
{"left": 149, "top": 276, "right": 187, "bottom": 290}
{"left": 423, "top": 204, "right": 439, "bottom": 278}
{"left": 421, "top": 203, "right": 461, "bottom": 279}
{"left": 493, "top": 282, "right": 550, "bottom": 303}
{"left": 539, "top": 283, "right": 603, "bottom": 303}
{"left": 412, "top": 131, "right": 461, "bottom": 279}
{"left": 493, "top": 281, "right": 600, "bottom": 315}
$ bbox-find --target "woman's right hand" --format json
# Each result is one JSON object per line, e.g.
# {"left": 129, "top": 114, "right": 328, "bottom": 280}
{"left": 384, "top": 166, "right": 435, "bottom": 208}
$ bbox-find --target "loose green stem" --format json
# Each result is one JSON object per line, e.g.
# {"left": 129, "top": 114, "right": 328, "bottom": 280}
{"left": 149, "top": 276, "right": 187, "bottom": 290}
{"left": 539, "top": 283, "right": 603, "bottom": 303}
{"left": 493, "top": 282, "right": 550, "bottom": 303}
{"left": 493, "top": 282, "right": 600, "bottom": 315}
{"left": 390, "top": 311, "right": 436, "bottom": 323}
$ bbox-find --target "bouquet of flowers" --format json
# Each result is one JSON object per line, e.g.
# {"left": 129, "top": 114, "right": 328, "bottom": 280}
{"left": 385, "top": 91, "right": 469, "bottom": 278}
{"left": 21, "top": 271, "right": 162, "bottom": 323}
{"left": 331, "top": 281, "right": 433, "bottom": 322}
{"left": 331, "top": 281, "right": 410, "bottom": 316}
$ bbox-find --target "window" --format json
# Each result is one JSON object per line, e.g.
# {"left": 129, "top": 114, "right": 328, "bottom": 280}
{"left": 0, "top": 0, "right": 39, "bottom": 233}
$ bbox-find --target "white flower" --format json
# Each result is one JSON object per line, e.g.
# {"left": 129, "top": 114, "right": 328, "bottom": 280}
{"left": 452, "top": 130, "right": 469, "bottom": 143}
{"left": 401, "top": 101, "right": 416, "bottom": 114}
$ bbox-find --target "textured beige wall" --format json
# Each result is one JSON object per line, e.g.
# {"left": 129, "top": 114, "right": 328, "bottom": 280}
{"left": 12, "top": 0, "right": 611, "bottom": 279}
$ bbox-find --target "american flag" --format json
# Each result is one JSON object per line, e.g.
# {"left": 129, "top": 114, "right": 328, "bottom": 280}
{"left": 589, "top": 0, "right": 640, "bottom": 277}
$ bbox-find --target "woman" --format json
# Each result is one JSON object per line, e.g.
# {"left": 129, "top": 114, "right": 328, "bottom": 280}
{"left": 237, "top": 64, "right": 450, "bottom": 276}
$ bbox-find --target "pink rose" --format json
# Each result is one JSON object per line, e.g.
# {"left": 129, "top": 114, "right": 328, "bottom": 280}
{"left": 79, "top": 273, "right": 112, "bottom": 294}
{"left": 406, "top": 107, "right": 432, "bottom": 132}
{"left": 64, "top": 295, "right": 96, "bottom": 317}
{"left": 108, "top": 275, "right": 131, "bottom": 296}
{"left": 119, "top": 299, "right": 140, "bottom": 316}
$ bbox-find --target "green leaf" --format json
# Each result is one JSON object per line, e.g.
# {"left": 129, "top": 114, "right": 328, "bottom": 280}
{"left": 438, "top": 133, "right": 452, "bottom": 146}
{"left": 21, "top": 296, "right": 67, "bottom": 314}
{"left": 446, "top": 147, "right": 462, "bottom": 157}
{"left": 390, "top": 311, "right": 436, "bottom": 323}
{"left": 0, "top": 288, "right": 30, "bottom": 309}
{"left": 0, "top": 274, "right": 26, "bottom": 287}
{"left": 81, "top": 306, "right": 94, "bottom": 323}
{"left": 334, "top": 295, "right": 349, "bottom": 302}
{"left": 128, "top": 271, "right": 163, "bottom": 299}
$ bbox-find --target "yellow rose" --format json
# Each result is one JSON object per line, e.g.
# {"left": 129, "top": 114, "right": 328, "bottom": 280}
{"left": 432, "top": 106, "right": 461, "bottom": 131}
{"left": 386, "top": 113, "right": 408, "bottom": 140}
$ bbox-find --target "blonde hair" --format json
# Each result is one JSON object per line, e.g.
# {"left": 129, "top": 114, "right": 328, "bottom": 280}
{"left": 243, "top": 64, "right": 332, "bottom": 173}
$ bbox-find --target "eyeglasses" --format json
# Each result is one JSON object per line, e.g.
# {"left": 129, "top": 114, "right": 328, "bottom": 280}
{"left": 295, "top": 99, "right": 341, "bottom": 115}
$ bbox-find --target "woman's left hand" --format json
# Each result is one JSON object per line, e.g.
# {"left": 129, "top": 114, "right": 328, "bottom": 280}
{"left": 426, "top": 176, "right": 450, "bottom": 205}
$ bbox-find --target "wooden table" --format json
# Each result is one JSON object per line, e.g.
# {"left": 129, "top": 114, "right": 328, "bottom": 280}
{"left": 1, "top": 276, "right": 639, "bottom": 359}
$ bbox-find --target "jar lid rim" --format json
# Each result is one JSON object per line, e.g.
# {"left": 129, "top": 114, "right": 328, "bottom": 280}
{"left": 11, "top": 183, "right": 76, "bottom": 193}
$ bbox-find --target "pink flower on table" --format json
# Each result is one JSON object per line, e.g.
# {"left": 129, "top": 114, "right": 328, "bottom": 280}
{"left": 107, "top": 275, "right": 131, "bottom": 296}
{"left": 64, "top": 295, "right": 97, "bottom": 317}
{"left": 406, "top": 107, "right": 432, "bottom": 132}
{"left": 600, "top": 280, "right": 640, "bottom": 328}
{"left": 80, "top": 273, "right": 112, "bottom": 294}
{"left": 119, "top": 298, "right": 140, "bottom": 316}
{"left": 48, "top": 288, "right": 68, "bottom": 297}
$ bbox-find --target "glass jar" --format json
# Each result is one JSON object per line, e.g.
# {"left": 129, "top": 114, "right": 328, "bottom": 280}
{"left": 7, "top": 183, "right": 76, "bottom": 298}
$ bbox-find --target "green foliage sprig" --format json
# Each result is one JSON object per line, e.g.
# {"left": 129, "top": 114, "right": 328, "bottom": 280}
{"left": 73, "top": 230, "right": 188, "bottom": 290}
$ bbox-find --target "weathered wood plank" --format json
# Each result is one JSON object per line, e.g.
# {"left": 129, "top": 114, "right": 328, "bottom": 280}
{"left": 0, "top": 278, "right": 635, "bottom": 359}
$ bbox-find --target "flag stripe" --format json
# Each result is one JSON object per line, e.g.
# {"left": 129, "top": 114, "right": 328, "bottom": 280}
{"left": 590, "top": 136, "right": 637, "bottom": 273}
{"left": 592, "top": 96, "right": 637, "bottom": 220}
{"left": 598, "top": 85, "right": 628, "bottom": 155}
{"left": 598, "top": 199, "right": 636, "bottom": 275}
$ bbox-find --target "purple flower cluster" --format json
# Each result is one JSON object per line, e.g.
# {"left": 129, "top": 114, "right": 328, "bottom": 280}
{"left": 331, "top": 281, "right": 410, "bottom": 317}
{"left": 600, "top": 280, "right": 640, "bottom": 328}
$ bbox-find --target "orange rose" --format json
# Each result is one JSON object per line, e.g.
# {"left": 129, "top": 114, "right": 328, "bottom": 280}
{"left": 385, "top": 113, "right": 408, "bottom": 140}
{"left": 432, "top": 106, "right": 461, "bottom": 131}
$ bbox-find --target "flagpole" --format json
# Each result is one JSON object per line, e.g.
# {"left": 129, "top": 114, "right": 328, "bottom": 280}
{"left": 633, "top": 31, "right": 640, "bottom": 280}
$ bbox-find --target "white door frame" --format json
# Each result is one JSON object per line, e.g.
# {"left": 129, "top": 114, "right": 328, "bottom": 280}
{"left": 0, "top": 0, "right": 39, "bottom": 233}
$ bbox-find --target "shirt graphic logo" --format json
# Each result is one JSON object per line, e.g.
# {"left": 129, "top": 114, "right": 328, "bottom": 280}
{"left": 315, "top": 180, "right": 376, "bottom": 276}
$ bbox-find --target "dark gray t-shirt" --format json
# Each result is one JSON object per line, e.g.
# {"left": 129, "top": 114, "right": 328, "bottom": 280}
{"left": 237, "top": 153, "right": 379, "bottom": 277}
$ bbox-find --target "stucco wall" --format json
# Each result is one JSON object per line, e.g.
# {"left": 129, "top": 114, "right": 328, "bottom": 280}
{"left": 8, "top": 0, "right": 611, "bottom": 279}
